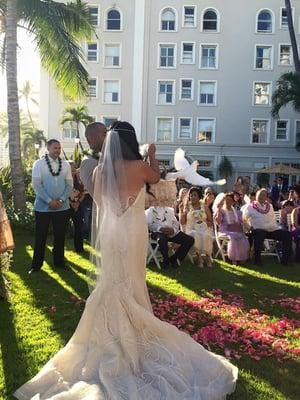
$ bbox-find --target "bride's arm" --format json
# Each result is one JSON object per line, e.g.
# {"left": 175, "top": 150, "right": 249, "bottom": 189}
{"left": 142, "top": 144, "right": 160, "bottom": 184}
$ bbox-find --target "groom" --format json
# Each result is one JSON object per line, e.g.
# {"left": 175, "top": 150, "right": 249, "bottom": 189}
{"left": 29, "top": 139, "right": 73, "bottom": 273}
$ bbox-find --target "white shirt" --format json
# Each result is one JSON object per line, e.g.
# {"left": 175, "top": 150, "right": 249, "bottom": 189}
{"left": 242, "top": 202, "right": 278, "bottom": 232}
{"left": 145, "top": 206, "right": 180, "bottom": 236}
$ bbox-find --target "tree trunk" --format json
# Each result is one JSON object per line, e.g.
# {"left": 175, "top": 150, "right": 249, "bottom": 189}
{"left": 6, "top": 0, "right": 26, "bottom": 211}
{"left": 285, "top": 0, "right": 300, "bottom": 72}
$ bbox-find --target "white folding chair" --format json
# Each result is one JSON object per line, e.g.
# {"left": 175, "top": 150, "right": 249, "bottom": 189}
{"left": 274, "top": 210, "right": 281, "bottom": 224}
{"left": 286, "top": 213, "right": 292, "bottom": 232}
{"left": 261, "top": 239, "right": 281, "bottom": 261}
{"left": 213, "top": 221, "right": 229, "bottom": 262}
{"left": 147, "top": 234, "right": 161, "bottom": 269}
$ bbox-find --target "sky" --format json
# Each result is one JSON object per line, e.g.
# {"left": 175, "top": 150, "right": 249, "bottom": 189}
{"left": 0, "top": 30, "right": 40, "bottom": 112}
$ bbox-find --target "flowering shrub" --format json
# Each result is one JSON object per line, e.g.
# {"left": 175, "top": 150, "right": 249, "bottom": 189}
{"left": 150, "top": 289, "right": 300, "bottom": 362}
{"left": 6, "top": 202, "right": 35, "bottom": 232}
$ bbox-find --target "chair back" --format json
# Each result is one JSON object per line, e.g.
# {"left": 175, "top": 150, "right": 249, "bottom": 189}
{"left": 286, "top": 213, "right": 292, "bottom": 232}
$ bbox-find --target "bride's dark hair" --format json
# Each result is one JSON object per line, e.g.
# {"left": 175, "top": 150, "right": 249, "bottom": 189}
{"left": 110, "top": 121, "right": 142, "bottom": 161}
{"left": 110, "top": 120, "right": 154, "bottom": 196}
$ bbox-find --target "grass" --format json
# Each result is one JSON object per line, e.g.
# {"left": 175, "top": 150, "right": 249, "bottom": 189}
{"left": 0, "top": 232, "right": 299, "bottom": 400}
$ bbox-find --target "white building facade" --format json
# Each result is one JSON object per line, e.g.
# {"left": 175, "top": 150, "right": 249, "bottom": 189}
{"left": 40, "top": 0, "right": 300, "bottom": 185}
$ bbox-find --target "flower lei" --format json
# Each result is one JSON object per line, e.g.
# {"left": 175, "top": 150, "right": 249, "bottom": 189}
{"left": 45, "top": 154, "right": 62, "bottom": 177}
{"left": 252, "top": 200, "right": 270, "bottom": 214}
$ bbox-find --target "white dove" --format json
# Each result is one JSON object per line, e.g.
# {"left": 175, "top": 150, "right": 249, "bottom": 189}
{"left": 165, "top": 148, "right": 226, "bottom": 187}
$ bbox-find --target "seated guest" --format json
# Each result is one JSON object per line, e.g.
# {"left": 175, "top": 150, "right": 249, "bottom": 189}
{"left": 242, "top": 189, "right": 292, "bottom": 266}
{"left": 203, "top": 191, "right": 214, "bottom": 228}
{"left": 291, "top": 206, "right": 300, "bottom": 261}
{"left": 214, "top": 193, "right": 249, "bottom": 265}
{"left": 280, "top": 200, "right": 294, "bottom": 230}
{"left": 180, "top": 187, "right": 213, "bottom": 268}
{"left": 145, "top": 206, "right": 194, "bottom": 269}
{"left": 174, "top": 187, "right": 188, "bottom": 220}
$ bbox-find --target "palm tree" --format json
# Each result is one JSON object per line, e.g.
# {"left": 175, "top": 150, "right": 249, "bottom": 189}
{"left": 2, "top": 0, "right": 93, "bottom": 211}
{"left": 285, "top": 0, "right": 300, "bottom": 72}
{"left": 61, "top": 105, "right": 94, "bottom": 141}
{"left": 21, "top": 129, "right": 47, "bottom": 159}
{"left": 19, "top": 80, "right": 38, "bottom": 129}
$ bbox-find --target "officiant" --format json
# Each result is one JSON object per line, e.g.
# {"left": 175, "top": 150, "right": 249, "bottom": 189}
{"left": 29, "top": 139, "right": 73, "bottom": 274}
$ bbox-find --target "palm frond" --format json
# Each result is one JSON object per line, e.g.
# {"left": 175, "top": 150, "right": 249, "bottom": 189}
{"left": 19, "top": 0, "right": 93, "bottom": 99}
{"left": 271, "top": 72, "right": 300, "bottom": 117}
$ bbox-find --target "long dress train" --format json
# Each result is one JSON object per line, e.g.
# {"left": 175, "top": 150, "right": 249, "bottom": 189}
{"left": 14, "top": 188, "right": 237, "bottom": 399}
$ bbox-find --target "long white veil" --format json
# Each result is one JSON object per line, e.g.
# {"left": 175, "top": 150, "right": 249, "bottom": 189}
{"left": 88, "top": 128, "right": 137, "bottom": 292}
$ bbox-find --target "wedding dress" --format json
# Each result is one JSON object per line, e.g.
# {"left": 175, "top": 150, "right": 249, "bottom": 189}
{"left": 15, "top": 129, "right": 237, "bottom": 399}
{"left": 14, "top": 188, "right": 237, "bottom": 400}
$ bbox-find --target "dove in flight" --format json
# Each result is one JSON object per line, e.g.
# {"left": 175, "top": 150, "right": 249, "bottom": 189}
{"left": 165, "top": 148, "right": 226, "bottom": 187}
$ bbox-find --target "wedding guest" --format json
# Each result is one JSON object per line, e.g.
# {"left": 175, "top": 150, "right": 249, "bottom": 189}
{"left": 69, "top": 162, "right": 85, "bottom": 253}
{"left": 291, "top": 206, "right": 300, "bottom": 261}
{"left": 280, "top": 200, "right": 294, "bottom": 230}
{"left": 271, "top": 177, "right": 288, "bottom": 209}
{"left": 214, "top": 193, "right": 249, "bottom": 265}
{"left": 233, "top": 176, "right": 245, "bottom": 194}
{"left": 146, "top": 206, "right": 194, "bottom": 269}
{"left": 180, "top": 187, "right": 213, "bottom": 268}
{"left": 174, "top": 187, "right": 188, "bottom": 220}
{"left": 29, "top": 139, "right": 73, "bottom": 273}
{"left": 242, "top": 188, "right": 292, "bottom": 266}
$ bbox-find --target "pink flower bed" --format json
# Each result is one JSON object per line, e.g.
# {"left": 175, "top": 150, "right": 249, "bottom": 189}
{"left": 150, "top": 289, "right": 300, "bottom": 362}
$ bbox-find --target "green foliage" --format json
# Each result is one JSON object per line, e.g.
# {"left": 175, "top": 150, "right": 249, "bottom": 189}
{"left": 0, "top": 251, "right": 12, "bottom": 299}
{"left": 5, "top": 202, "right": 35, "bottom": 232}
{"left": 257, "top": 173, "right": 270, "bottom": 188}
{"left": 218, "top": 156, "right": 233, "bottom": 179}
{"left": 271, "top": 72, "right": 300, "bottom": 118}
{"left": 71, "top": 143, "right": 82, "bottom": 168}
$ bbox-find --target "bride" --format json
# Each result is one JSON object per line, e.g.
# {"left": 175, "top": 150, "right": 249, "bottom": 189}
{"left": 14, "top": 121, "right": 238, "bottom": 399}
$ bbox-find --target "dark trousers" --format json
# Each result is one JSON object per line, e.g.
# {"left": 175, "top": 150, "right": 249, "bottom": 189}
{"left": 151, "top": 231, "right": 194, "bottom": 262}
{"left": 31, "top": 210, "right": 70, "bottom": 270}
{"left": 81, "top": 195, "right": 93, "bottom": 240}
{"left": 252, "top": 229, "right": 292, "bottom": 263}
{"left": 70, "top": 207, "right": 84, "bottom": 252}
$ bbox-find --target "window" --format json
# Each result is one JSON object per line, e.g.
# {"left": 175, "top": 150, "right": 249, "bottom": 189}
{"left": 257, "top": 10, "right": 273, "bottom": 33}
{"left": 102, "top": 117, "right": 118, "bottom": 128}
{"left": 279, "top": 44, "right": 292, "bottom": 65}
{"left": 156, "top": 118, "right": 173, "bottom": 142}
{"left": 199, "top": 81, "right": 216, "bottom": 105}
{"left": 280, "top": 7, "right": 294, "bottom": 29}
{"left": 62, "top": 122, "right": 77, "bottom": 139}
{"left": 103, "top": 80, "right": 120, "bottom": 103}
{"left": 200, "top": 44, "right": 217, "bottom": 69}
{"left": 281, "top": 8, "right": 288, "bottom": 28}
{"left": 88, "top": 78, "right": 97, "bottom": 98}
{"left": 254, "top": 82, "right": 271, "bottom": 105}
{"left": 159, "top": 44, "right": 176, "bottom": 67}
{"left": 251, "top": 120, "right": 269, "bottom": 144}
{"left": 255, "top": 45, "right": 272, "bottom": 69}
{"left": 161, "top": 8, "right": 176, "bottom": 31}
{"left": 202, "top": 9, "right": 218, "bottom": 31}
{"left": 197, "top": 119, "right": 215, "bottom": 143}
{"left": 88, "top": 6, "right": 99, "bottom": 26}
{"left": 104, "top": 44, "right": 121, "bottom": 67}
{"left": 198, "top": 160, "right": 211, "bottom": 168}
{"left": 87, "top": 42, "right": 98, "bottom": 62}
{"left": 178, "top": 118, "right": 192, "bottom": 139}
{"left": 180, "top": 79, "right": 193, "bottom": 100}
{"left": 183, "top": 6, "right": 196, "bottom": 27}
{"left": 181, "top": 42, "right": 195, "bottom": 64}
{"left": 275, "top": 120, "right": 289, "bottom": 140}
{"left": 106, "top": 9, "right": 121, "bottom": 30}
{"left": 157, "top": 81, "right": 175, "bottom": 105}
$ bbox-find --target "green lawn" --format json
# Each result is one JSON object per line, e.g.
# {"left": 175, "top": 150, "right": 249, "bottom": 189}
{"left": 0, "top": 233, "right": 299, "bottom": 400}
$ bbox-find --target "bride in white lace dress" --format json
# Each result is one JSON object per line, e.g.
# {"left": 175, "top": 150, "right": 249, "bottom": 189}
{"left": 14, "top": 122, "right": 238, "bottom": 400}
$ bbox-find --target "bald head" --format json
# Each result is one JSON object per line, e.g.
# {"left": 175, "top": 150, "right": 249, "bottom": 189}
{"left": 85, "top": 122, "right": 107, "bottom": 152}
